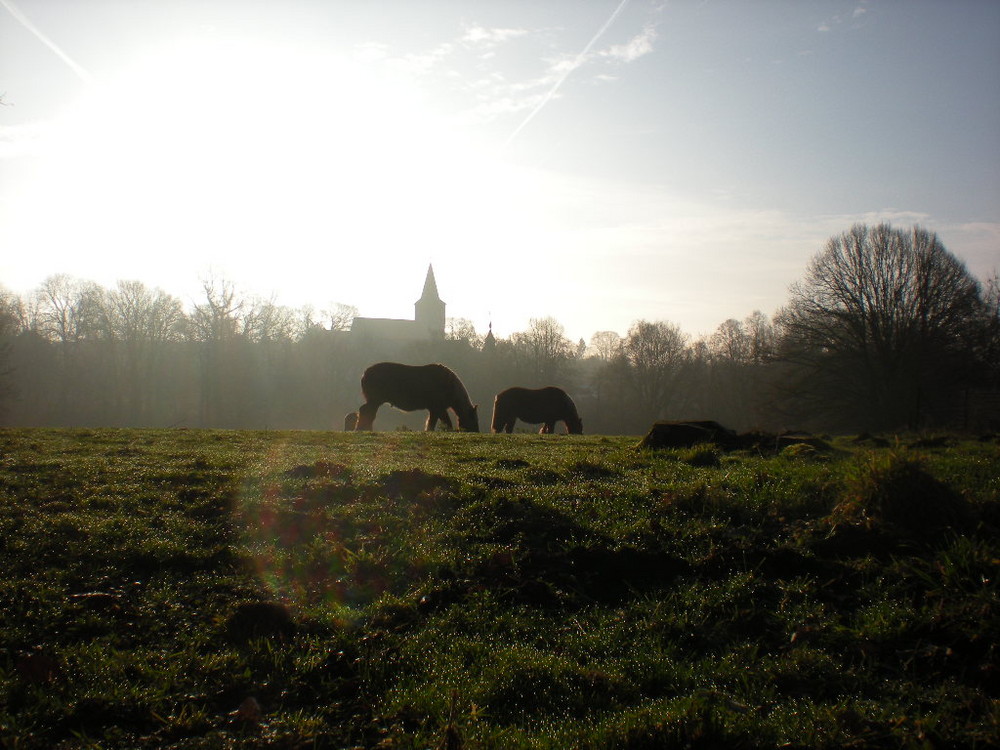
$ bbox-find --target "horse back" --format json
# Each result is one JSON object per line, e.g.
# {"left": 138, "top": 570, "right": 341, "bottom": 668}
{"left": 497, "top": 386, "right": 574, "bottom": 420}
{"left": 362, "top": 362, "right": 464, "bottom": 411}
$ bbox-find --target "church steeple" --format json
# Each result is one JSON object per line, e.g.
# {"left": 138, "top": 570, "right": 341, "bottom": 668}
{"left": 414, "top": 264, "right": 446, "bottom": 337}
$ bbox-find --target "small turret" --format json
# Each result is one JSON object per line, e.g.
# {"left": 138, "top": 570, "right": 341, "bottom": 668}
{"left": 482, "top": 321, "right": 496, "bottom": 352}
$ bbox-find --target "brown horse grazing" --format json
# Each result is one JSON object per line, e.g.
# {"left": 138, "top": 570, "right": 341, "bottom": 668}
{"left": 491, "top": 386, "right": 583, "bottom": 434}
{"left": 355, "top": 362, "right": 480, "bottom": 432}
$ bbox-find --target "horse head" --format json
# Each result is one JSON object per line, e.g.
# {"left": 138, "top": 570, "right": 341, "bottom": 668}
{"left": 458, "top": 403, "right": 480, "bottom": 432}
{"left": 566, "top": 415, "right": 584, "bottom": 435}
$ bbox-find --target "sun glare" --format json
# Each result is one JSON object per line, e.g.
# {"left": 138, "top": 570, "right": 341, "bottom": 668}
{"left": 11, "top": 34, "right": 538, "bottom": 310}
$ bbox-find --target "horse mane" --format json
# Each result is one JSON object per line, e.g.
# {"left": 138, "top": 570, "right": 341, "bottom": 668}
{"left": 449, "top": 370, "right": 474, "bottom": 411}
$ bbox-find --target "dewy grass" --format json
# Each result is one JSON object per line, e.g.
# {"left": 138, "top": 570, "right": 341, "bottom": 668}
{"left": 1, "top": 428, "right": 998, "bottom": 748}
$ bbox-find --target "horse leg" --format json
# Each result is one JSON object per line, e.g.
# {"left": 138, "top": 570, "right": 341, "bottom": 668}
{"left": 539, "top": 422, "right": 554, "bottom": 434}
{"left": 356, "top": 402, "right": 379, "bottom": 430}
{"left": 425, "top": 409, "right": 453, "bottom": 431}
{"left": 504, "top": 420, "right": 515, "bottom": 434}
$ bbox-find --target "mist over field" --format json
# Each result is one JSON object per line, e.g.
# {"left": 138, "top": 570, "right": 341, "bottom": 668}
{"left": 2, "top": 223, "right": 998, "bottom": 434}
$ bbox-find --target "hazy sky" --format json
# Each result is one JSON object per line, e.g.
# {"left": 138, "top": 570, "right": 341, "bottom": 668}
{"left": 2, "top": 0, "right": 998, "bottom": 342}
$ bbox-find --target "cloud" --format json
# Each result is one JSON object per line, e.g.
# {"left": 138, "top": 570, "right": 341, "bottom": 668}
{"left": 601, "top": 23, "right": 657, "bottom": 63}
{"left": 818, "top": 4, "right": 870, "bottom": 33}
{"left": 354, "top": 41, "right": 389, "bottom": 63}
{"left": 461, "top": 25, "right": 529, "bottom": 47}
{"left": 354, "top": 4, "right": 659, "bottom": 139}
{"left": 504, "top": 0, "right": 633, "bottom": 146}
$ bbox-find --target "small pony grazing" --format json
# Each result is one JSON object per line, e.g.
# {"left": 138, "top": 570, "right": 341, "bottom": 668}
{"left": 491, "top": 386, "right": 583, "bottom": 434}
{"left": 355, "top": 362, "right": 480, "bottom": 432}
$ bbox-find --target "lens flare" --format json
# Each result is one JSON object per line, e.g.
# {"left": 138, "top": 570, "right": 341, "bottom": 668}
{"left": 232, "top": 436, "right": 445, "bottom": 614}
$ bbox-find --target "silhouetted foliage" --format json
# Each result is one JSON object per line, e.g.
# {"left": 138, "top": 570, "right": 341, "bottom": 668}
{"left": 510, "top": 317, "right": 574, "bottom": 383}
{"left": 588, "top": 330, "right": 622, "bottom": 362}
{"left": 977, "top": 271, "right": 1000, "bottom": 385}
{"left": 621, "top": 319, "right": 689, "bottom": 421}
{"left": 0, "top": 285, "right": 20, "bottom": 415}
{"left": 776, "top": 223, "right": 986, "bottom": 431}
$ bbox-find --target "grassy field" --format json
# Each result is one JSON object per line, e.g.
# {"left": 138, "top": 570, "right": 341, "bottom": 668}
{"left": 1, "top": 428, "right": 998, "bottom": 748}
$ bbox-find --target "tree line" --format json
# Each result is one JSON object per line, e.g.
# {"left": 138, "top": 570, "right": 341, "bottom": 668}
{"left": 2, "top": 223, "right": 998, "bottom": 434}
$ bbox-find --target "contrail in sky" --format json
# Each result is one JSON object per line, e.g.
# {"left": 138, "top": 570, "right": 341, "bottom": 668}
{"left": 505, "top": 0, "right": 630, "bottom": 148}
{"left": 1, "top": 0, "right": 94, "bottom": 84}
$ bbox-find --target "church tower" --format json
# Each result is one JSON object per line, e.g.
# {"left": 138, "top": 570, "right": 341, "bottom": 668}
{"left": 414, "top": 264, "right": 446, "bottom": 338}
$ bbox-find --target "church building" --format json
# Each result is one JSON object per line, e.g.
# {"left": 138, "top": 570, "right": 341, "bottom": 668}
{"left": 349, "top": 264, "right": 446, "bottom": 341}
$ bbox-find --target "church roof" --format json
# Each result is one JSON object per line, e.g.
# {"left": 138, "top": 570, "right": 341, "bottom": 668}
{"left": 351, "top": 264, "right": 446, "bottom": 340}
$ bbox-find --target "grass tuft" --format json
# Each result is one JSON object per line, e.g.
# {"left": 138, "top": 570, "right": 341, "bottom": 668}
{"left": 833, "top": 451, "right": 971, "bottom": 535}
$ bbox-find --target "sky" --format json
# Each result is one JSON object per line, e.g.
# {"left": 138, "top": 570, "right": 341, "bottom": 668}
{"left": 1, "top": 0, "right": 998, "bottom": 343}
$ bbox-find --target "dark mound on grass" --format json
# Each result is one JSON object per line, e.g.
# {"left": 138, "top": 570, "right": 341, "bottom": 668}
{"left": 225, "top": 602, "right": 296, "bottom": 643}
{"left": 853, "top": 432, "right": 891, "bottom": 448}
{"left": 380, "top": 468, "right": 454, "bottom": 499}
{"left": 639, "top": 421, "right": 832, "bottom": 454}
{"left": 459, "top": 496, "right": 593, "bottom": 548}
{"left": 832, "top": 453, "right": 972, "bottom": 538}
{"left": 496, "top": 458, "right": 530, "bottom": 469}
{"left": 639, "top": 421, "right": 740, "bottom": 451}
{"left": 569, "top": 460, "right": 620, "bottom": 479}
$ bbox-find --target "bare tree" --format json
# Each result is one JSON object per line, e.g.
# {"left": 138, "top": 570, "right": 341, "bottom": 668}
{"left": 709, "top": 312, "right": 776, "bottom": 366}
{"left": 24, "top": 275, "right": 108, "bottom": 421}
{"left": 34, "top": 274, "right": 103, "bottom": 344}
{"left": 323, "top": 302, "right": 359, "bottom": 332}
{"left": 0, "top": 286, "right": 20, "bottom": 416}
{"left": 589, "top": 331, "right": 622, "bottom": 362}
{"left": 511, "top": 316, "right": 574, "bottom": 382}
{"left": 241, "top": 297, "right": 298, "bottom": 343}
{"left": 776, "top": 223, "right": 983, "bottom": 429}
{"left": 189, "top": 277, "right": 243, "bottom": 343}
{"left": 976, "top": 270, "right": 1000, "bottom": 386}
{"left": 102, "top": 280, "right": 184, "bottom": 343}
{"left": 446, "top": 317, "right": 483, "bottom": 348}
{"left": 99, "top": 280, "right": 185, "bottom": 422}
{"left": 621, "top": 319, "right": 689, "bottom": 420}
{"left": 709, "top": 319, "right": 750, "bottom": 364}
{"left": 744, "top": 310, "right": 777, "bottom": 364}
{"left": 703, "top": 311, "right": 781, "bottom": 430}
{"left": 189, "top": 277, "right": 256, "bottom": 426}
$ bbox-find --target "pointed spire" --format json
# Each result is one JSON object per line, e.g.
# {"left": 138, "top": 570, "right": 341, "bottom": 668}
{"left": 420, "top": 264, "right": 441, "bottom": 302}
{"left": 415, "top": 263, "right": 446, "bottom": 336}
